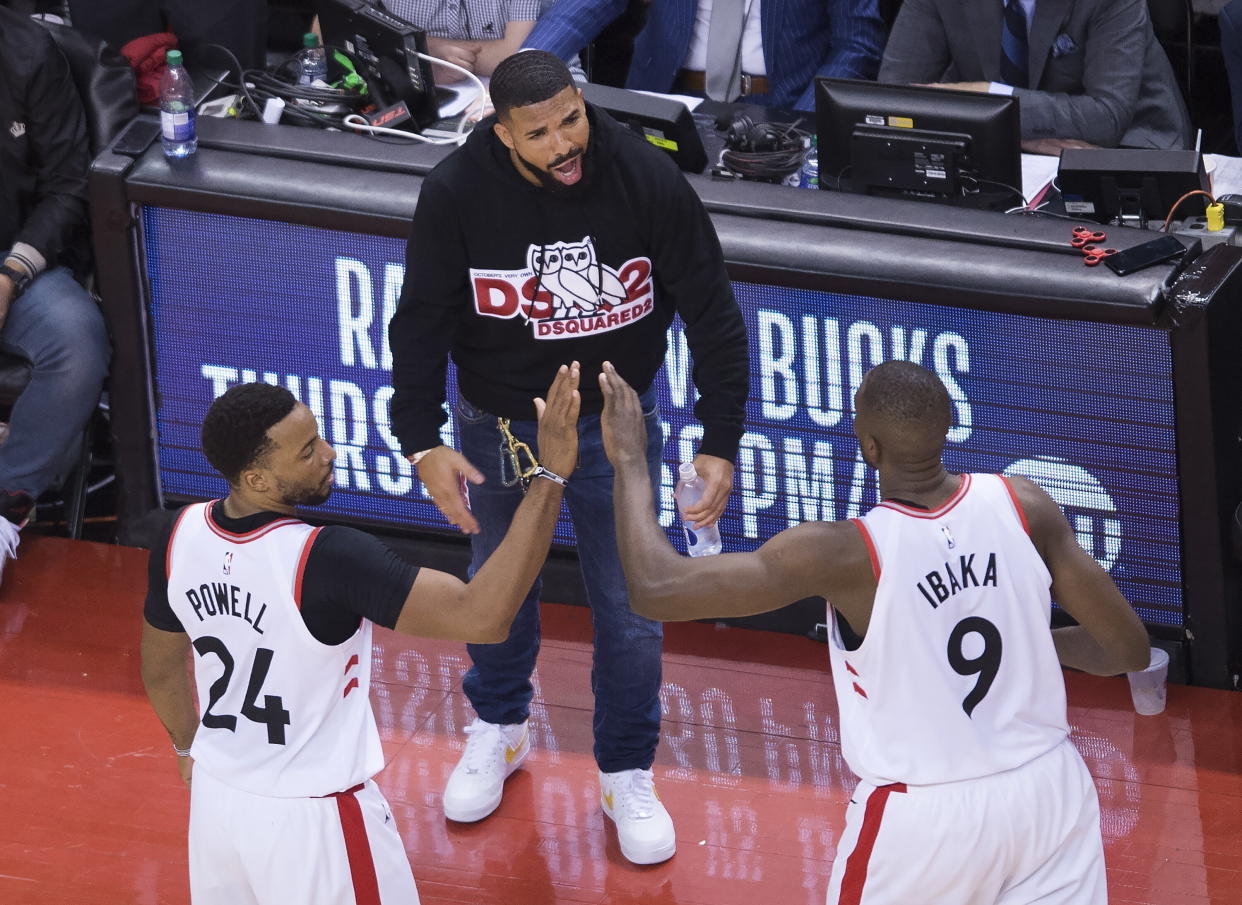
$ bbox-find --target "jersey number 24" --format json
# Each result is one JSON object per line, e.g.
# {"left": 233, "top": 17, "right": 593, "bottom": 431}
{"left": 193, "top": 636, "right": 291, "bottom": 744}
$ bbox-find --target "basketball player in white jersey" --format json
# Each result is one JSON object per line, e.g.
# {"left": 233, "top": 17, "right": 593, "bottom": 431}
{"left": 598, "top": 359, "right": 1149, "bottom": 905}
{"left": 140, "top": 364, "right": 581, "bottom": 905}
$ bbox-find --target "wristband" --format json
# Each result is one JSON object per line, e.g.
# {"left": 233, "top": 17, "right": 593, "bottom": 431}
{"left": 0, "top": 263, "right": 31, "bottom": 298}
{"left": 409, "top": 447, "right": 438, "bottom": 466}
{"left": 530, "top": 465, "right": 568, "bottom": 487}
{"left": 173, "top": 743, "right": 192, "bottom": 757}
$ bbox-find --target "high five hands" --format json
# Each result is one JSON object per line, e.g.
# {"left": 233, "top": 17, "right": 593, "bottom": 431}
{"left": 413, "top": 363, "right": 580, "bottom": 534}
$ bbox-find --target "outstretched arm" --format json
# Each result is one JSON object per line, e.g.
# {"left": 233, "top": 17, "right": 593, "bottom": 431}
{"left": 1011, "top": 476, "right": 1150, "bottom": 675}
{"left": 600, "top": 362, "right": 874, "bottom": 626}
{"left": 393, "top": 364, "right": 581, "bottom": 643}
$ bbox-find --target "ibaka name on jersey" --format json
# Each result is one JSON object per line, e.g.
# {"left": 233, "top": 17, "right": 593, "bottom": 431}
{"left": 470, "top": 238, "right": 654, "bottom": 340}
{"left": 917, "top": 552, "right": 999, "bottom": 609}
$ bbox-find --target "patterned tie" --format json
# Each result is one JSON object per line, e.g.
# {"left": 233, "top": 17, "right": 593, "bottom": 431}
{"left": 705, "top": 0, "right": 746, "bottom": 102}
{"left": 999, "top": 0, "right": 1029, "bottom": 89}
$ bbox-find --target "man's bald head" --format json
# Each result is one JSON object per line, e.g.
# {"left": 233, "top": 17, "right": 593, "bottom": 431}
{"left": 854, "top": 361, "right": 952, "bottom": 467}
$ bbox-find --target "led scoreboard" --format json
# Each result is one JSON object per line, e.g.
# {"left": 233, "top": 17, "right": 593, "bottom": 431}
{"left": 145, "top": 207, "right": 1183, "bottom": 628}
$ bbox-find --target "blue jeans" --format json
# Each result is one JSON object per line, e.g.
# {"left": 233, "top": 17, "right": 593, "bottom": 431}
{"left": 0, "top": 267, "right": 109, "bottom": 497}
{"left": 458, "top": 389, "right": 665, "bottom": 773}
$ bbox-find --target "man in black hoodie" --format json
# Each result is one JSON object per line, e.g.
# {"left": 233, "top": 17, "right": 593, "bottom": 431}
{"left": 389, "top": 50, "right": 748, "bottom": 865}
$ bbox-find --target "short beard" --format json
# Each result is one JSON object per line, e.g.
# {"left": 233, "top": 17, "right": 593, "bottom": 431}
{"left": 515, "top": 145, "right": 591, "bottom": 196}
{"left": 277, "top": 477, "right": 332, "bottom": 508}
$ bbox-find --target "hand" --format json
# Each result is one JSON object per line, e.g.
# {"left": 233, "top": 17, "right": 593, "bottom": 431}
{"left": 0, "top": 275, "right": 14, "bottom": 333}
{"left": 599, "top": 361, "right": 649, "bottom": 468}
{"left": 177, "top": 754, "right": 194, "bottom": 787}
{"left": 919, "top": 81, "right": 992, "bottom": 93}
{"left": 1021, "top": 137, "right": 1100, "bottom": 156}
{"left": 426, "top": 36, "right": 480, "bottom": 84}
{"left": 682, "top": 454, "right": 733, "bottom": 529}
{"left": 533, "top": 362, "right": 581, "bottom": 478}
{"left": 413, "top": 445, "right": 485, "bottom": 534}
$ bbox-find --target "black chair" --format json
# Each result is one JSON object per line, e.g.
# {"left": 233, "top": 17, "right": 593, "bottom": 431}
{"left": 0, "top": 18, "right": 137, "bottom": 537}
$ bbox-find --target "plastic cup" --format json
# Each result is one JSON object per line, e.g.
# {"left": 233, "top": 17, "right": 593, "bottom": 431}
{"left": 1126, "top": 647, "right": 1170, "bottom": 716}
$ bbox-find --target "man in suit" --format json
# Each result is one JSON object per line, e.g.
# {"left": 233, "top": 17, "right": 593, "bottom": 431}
{"left": 525, "top": 0, "right": 886, "bottom": 112}
{"left": 879, "top": 0, "right": 1190, "bottom": 150}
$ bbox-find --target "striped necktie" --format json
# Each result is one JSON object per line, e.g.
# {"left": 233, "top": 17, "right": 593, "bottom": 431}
{"left": 1000, "top": 0, "right": 1029, "bottom": 89}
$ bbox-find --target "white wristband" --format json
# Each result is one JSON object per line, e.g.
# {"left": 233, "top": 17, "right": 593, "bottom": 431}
{"left": 409, "top": 447, "right": 438, "bottom": 466}
{"left": 173, "top": 743, "right": 192, "bottom": 757}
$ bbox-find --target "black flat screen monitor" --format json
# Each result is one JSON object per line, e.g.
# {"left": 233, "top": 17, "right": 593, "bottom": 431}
{"left": 317, "top": 0, "right": 439, "bottom": 130}
{"left": 815, "top": 78, "right": 1022, "bottom": 210}
{"left": 579, "top": 82, "right": 708, "bottom": 173}
{"left": 1056, "top": 148, "right": 1210, "bottom": 228}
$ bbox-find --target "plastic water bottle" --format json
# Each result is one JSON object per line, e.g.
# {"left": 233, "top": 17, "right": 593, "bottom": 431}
{"left": 159, "top": 50, "right": 197, "bottom": 158}
{"left": 675, "top": 462, "right": 723, "bottom": 557}
{"left": 799, "top": 136, "right": 819, "bottom": 189}
{"left": 298, "top": 32, "right": 328, "bottom": 86}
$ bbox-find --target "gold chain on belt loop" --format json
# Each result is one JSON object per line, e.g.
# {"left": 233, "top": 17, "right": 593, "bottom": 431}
{"left": 497, "top": 417, "right": 540, "bottom": 490}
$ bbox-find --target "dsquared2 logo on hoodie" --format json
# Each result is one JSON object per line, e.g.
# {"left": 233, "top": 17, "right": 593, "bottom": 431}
{"left": 469, "top": 238, "right": 654, "bottom": 340}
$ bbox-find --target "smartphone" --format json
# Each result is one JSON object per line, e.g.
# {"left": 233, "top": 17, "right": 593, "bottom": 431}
{"left": 1104, "top": 234, "right": 1189, "bottom": 276}
{"left": 110, "top": 118, "right": 162, "bottom": 156}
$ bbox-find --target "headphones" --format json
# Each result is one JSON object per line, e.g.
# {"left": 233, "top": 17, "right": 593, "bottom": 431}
{"left": 719, "top": 113, "right": 804, "bottom": 154}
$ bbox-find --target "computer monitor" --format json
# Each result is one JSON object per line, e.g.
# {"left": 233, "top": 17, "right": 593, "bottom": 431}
{"left": 579, "top": 82, "right": 707, "bottom": 173}
{"left": 316, "top": 0, "right": 439, "bottom": 131}
{"left": 1056, "top": 148, "right": 1210, "bottom": 228}
{"left": 815, "top": 78, "right": 1022, "bottom": 210}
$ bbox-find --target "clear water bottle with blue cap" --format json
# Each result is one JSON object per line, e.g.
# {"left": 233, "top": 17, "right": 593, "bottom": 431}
{"left": 675, "top": 462, "right": 723, "bottom": 557}
{"left": 159, "top": 50, "right": 197, "bottom": 158}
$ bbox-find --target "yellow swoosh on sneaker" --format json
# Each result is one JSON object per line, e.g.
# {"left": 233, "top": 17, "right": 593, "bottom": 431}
{"left": 504, "top": 745, "right": 518, "bottom": 764}
{"left": 603, "top": 791, "right": 614, "bottom": 811}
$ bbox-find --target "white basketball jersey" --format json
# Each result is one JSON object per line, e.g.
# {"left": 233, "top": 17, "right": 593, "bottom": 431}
{"left": 828, "top": 474, "right": 1069, "bottom": 787}
{"left": 166, "top": 502, "right": 384, "bottom": 798}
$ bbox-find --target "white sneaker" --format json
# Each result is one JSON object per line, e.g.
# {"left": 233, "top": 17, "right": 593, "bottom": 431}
{"left": 442, "top": 717, "right": 529, "bottom": 822}
{"left": 600, "top": 768, "right": 676, "bottom": 864}
{"left": 0, "top": 516, "right": 20, "bottom": 586}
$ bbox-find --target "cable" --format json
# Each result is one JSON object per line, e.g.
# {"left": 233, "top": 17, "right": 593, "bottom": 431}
{"left": 960, "top": 175, "right": 1026, "bottom": 207}
{"left": 343, "top": 52, "right": 488, "bottom": 144}
{"left": 718, "top": 117, "right": 811, "bottom": 181}
{"left": 1161, "top": 188, "right": 1216, "bottom": 231}
{"left": 197, "top": 43, "right": 264, "bottom": 120}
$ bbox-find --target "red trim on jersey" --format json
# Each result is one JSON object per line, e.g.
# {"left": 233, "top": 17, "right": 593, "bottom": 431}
{"left": 839, "top": 783, "right": 907, "bottom": 905}
{"left": 850, "top": 518, "right": 881, "bottom": 581}
{"left": 292, "top": 526, "right": 324, "bottom": 611}
{"left": 335, "top": 788, "right": 382, "bottom": 905}
{"left": 852, "top": 682, "right": 869, "bottom": 700}
{"left": 876, "top": 474, "right": 972, "bottom": 519}
{"left": 998, "top": 475, "right": 1031, "bottom": 536}
{"left": 344, "top": 654, "right": 360, "bottom": 674}
{"left": 202, "top": 500, "right": 302, "bottom": 543}
{"left": 164, "top": 506, "right": 193, "bottom": 580}
{"left": 343, "top": 677, "right": 360, "bottom": 698}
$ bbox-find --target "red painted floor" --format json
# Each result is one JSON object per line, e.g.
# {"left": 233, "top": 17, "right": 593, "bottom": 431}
{"left": 0, "top": 535, "right": 1239, "bottom": 904}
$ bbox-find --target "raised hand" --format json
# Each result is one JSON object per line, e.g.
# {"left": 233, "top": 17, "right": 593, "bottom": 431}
{"left": 599, "top": 361, "right": 649, "bottom": 468}
{"left": 534, "top": 362, "right": 581, "bottom": 479}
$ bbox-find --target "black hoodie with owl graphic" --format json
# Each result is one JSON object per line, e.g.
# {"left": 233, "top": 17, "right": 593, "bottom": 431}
{"left": 388, "top": 102, "right": 749, "bottom": 462}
